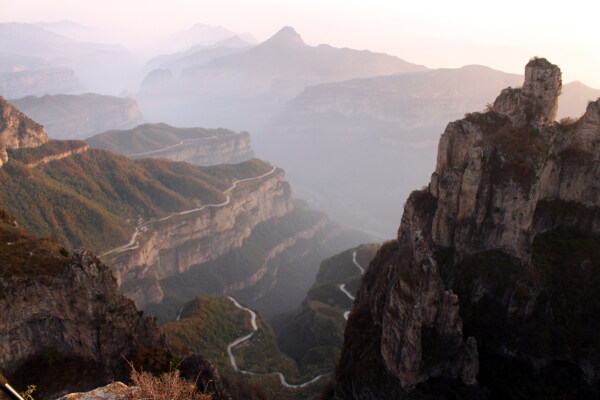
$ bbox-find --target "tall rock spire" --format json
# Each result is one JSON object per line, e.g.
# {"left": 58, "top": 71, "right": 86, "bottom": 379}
{"left": 493, "top": 57, "right": 561, "bottom": 126}
{"left": 522, "top": 57, "right": 562, "bottom": 123}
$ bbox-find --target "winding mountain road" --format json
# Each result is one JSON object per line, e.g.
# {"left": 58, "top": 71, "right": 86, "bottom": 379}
{"left": 340, "top": 250, "right": 365, "bottom": 320}
{"left": 352, "top": 250, "right": 365, "bottom": 273}
{"left": 226, "top": 296, "right": 324, "bottom": 388}
{"left": 101, "top": 166, "right": 277, "bottom": 257}
{"left": 338, "top": 283, "right": 355, "bottom": 301}
{"left": 127, "top": 132, "right": 242, "bottom": 158}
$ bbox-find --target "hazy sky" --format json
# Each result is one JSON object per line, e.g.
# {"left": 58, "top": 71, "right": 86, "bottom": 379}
{"left": 2, "top": 0, "right": 600, "bottom": 87}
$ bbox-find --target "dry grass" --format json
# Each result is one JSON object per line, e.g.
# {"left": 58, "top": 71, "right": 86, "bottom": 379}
{"left": 120, "top": 368, "right": 212, "bottom": 400}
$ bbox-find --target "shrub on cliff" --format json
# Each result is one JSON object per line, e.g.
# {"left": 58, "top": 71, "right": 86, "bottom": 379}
{"left": 122, "top": 368, "right": 211, "bottom": 400}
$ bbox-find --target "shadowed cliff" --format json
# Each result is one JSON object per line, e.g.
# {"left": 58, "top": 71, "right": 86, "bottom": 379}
{"left": 334, "top": 58, "right": 600, "bottom": 399}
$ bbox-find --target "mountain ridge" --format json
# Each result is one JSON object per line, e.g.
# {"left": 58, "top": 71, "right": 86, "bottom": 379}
{"left": 333, "top": 58, "right": 600, "bottom": 399}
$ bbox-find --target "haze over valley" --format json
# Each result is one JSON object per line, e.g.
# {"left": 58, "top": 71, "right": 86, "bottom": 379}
{"left": 1, "top": 2, "right": 600, "bottom": 399}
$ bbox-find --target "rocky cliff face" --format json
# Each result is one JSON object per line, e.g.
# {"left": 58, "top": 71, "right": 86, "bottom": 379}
{"left": 86, "top": 123, "right": 254, "bottom": 166}
{"left": 0, "top": 95, "right": 48, "bottom": 166}
{"left": 335, "top": 58, "right": 600, "bottom": 399}
{"left": 103, "top": 168, "right": 293, "bottom": 308}
{"left": 0, "top": 67, "right": 82, "bottom": 99}
{"left": 130, "top": 130, "right": 254, "bottom": 166}
{"left": 23, "top": 140, "right": 89, "bottom": 168}
{"left": 0, "top": 209, "right": 166, "bottom": 400}
{"left": 11, "top": 93, "right": 144, "bottom": 140}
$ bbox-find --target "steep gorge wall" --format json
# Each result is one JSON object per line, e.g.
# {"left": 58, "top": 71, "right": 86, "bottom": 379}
{"left": 24, "top": 141, "right": 89, "bottom": 168}
{"left": 223, "top": 215, "right": 329, "bottom": 295}
{"left": 103, "top": 168, "right": 294, "bottom": 308}
{"left": 128, "top": 131, "right": 254, "bottom": 166}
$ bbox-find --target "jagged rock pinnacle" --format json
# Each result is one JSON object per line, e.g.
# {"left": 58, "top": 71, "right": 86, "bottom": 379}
{"left": 523, "top": 57, "right": 562, "bottom": 122}
{"left": 493, "top": 57, "right": 562, "bottom": 126}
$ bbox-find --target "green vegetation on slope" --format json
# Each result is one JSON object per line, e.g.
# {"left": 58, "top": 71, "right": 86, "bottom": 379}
{"left": 0, "top": 207, "right": 70, "bottom": 277}
{"left": 163, "top": 296, "right": 250, "bottom": 365}
{"left": 0, "top": 140, "right": 272, "bottom": 252}
{"left": 7, "top": 139, "right": 87, "bottom": 165}
{"left": 275, "top": 243, "right": 379, "bottom": 374}
{"left": 146, "top": 206, "right": 328, "bottom": 324}
{"left": 163, "top": 295, "right": 325, "bottom": 400}
{"left": 86, "top": 123, "right": 242, "bottom": 156}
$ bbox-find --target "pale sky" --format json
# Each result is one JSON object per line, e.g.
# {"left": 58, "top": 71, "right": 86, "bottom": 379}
{"left": 2, "top": 0, "right": 600, "bottom": 87}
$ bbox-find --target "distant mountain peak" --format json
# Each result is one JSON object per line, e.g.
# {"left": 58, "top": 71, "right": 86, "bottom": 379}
{"left": 261, "top": 26, "right": 305, "bottom": 47}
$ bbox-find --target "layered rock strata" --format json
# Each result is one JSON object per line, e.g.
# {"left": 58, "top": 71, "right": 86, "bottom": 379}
{"left": 103, "top": 168, "right": 293, "bottom": 308}
{"left": 24, "top": 141, "right": 89, "bottom": 168}
{"left": 127, "top": 130, "right": 254, "bottom": 166}
{"left": 87, "top": 124, "right": 254, "bottom": 167}
{"left": 335, "top": 58, "right": 600, "bottom": 399}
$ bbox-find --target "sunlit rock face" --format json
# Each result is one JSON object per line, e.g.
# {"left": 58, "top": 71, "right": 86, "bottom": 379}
{"left": 334, "top": 59, "right": 600, "bottom": 399}
{"left": 0, "top": 95, "right": 48, "bottom": 166}
{"left": 104, "top": 167, "right": 294, "bottom": 308}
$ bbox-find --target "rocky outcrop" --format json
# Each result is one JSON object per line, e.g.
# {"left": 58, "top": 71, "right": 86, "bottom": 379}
{"left": 0, "top": 67, "right": 82, "bottom": 99}
{"left": 11, "top": 93, "right": 144, "bottom": 140}
{"left": 56, "top": 382, "right": 134, "bottom": 400}
{"left": 86, "top": 123, "right": 254, "bottom": 166}
{"left": 128, "top": 130, "right": 254, "bottom": 166}
{"left": 0, "top": 95, "right": 48, "bottom": 166}
{"left": 25, "top": 141, "right": 89, "bottom": 168}
{"left": 103, "top": 168, "right": 293, "bottom": 308}
{"left": 335, "top": 58, "right": 600, "bottom": 399}
{"left": 493, "top": 57, "right": 561, "bottom": 126}
{"left": 0, "top": 210, "right": 166, "bottom": 400}
{"left": 56, "top": 355, "right": 231, "bottom": 400}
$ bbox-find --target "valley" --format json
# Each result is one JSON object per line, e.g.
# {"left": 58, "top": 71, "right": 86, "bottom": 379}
{"left": 1, "top": 11, "right": 600, "bottom": 400}
{"left": 0, "top": 95, "right": 368, "bottom": 400}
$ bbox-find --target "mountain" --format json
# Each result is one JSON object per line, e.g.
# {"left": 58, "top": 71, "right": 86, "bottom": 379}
{"left": 558, "top": 80, "right": 600, "bottom": 120}
{"left": 0, "top": 51, "right": 47, "bottom": 73}
{"left": 0, "top": 140, "right": 279, "bottom": 254}
{"left": 0, "top": 208, "right": 166, "bottom": 400}
{"left": 179, "top": 26, "right": 425, "bottom": 99}
{"left": 0, "top": 98, "right": 369, "bottom": 328}
{"left": 258, "top": 65, "right": 523, "bottom": 238}
{"left": 11, "top": 93, "right": 144, "bottom": 139}
{"left": 0, "top": 22, "right": 140, "bottom": 95}
{"left": 86, "top": 123, "right": 254, "bottom": 166}
{"left": 0, "top": 22, "right": 74, "bottom": 54}
{"left": 0, "top": 67, "right": 82, "bottom": 99}
{"left": 136, "top": 26, "right": 426, "bottom": 130}
{"left": 167, "top": 23, "right": 257, "bottom": 52}
{"left": 333, "top": 58, "right": 600, "bottom": 399}
{"left": 34, "top": 20, "right": 109, "bottom": 44}
{"left": 144, "top": 36, "right": 254, "bottom": 75}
